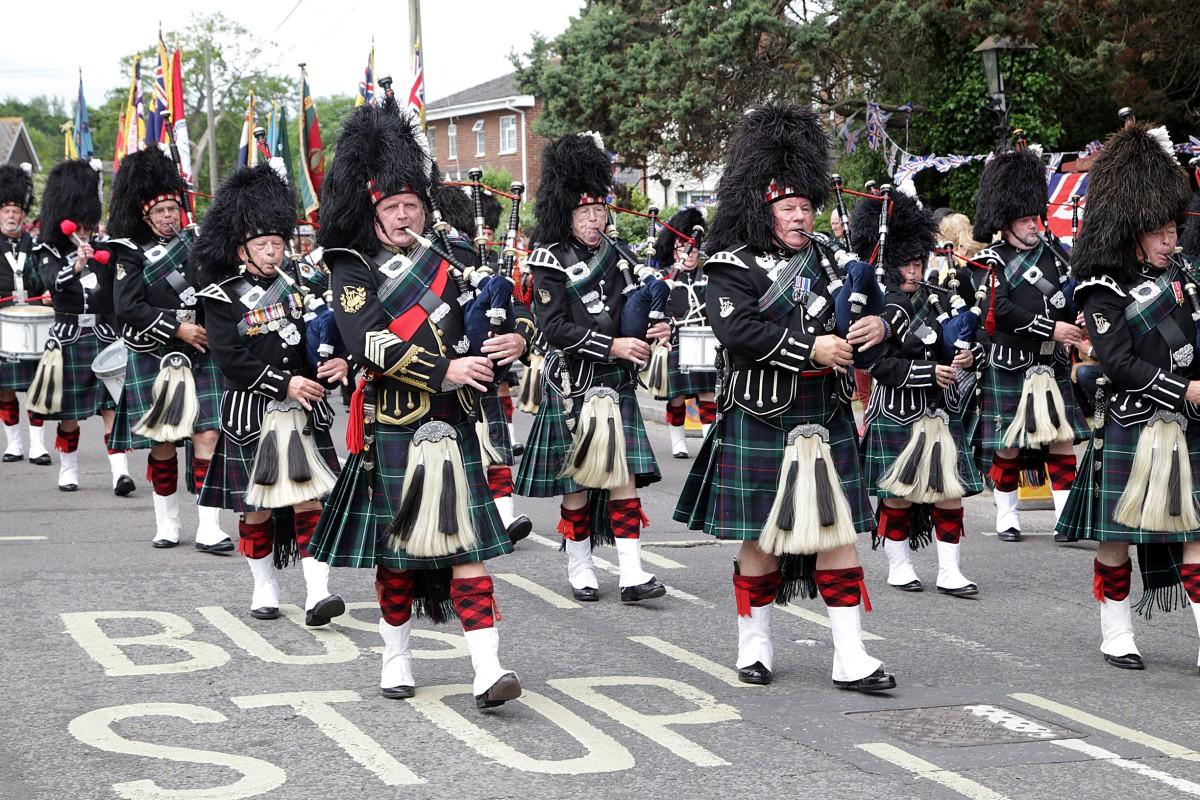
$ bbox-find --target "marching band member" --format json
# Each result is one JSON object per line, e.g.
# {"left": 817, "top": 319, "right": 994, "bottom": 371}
{"left": 28, "top": 159, "right": 132, "bottom": 494}
{"left": 309, "top": 101, "right": 523, "bottom": 708}
{"left": 972, "top": 142, "right": 1087, "bottom": 541}
{"left": 1057, "top": 123, "right": 1200, "bottom": 671}
{"left": 0, "top": 163, "right": 49, "bottom": 465}
{"left": 107, "top": 149, "right": 232, "bottom": 551}
{"left": 479, "top": 188, "right": 527, "bottom": 458}
{"left": 854, "top": 190, "right": 983, "bottom": 596}
{"left": 515, "top": 132, "right": 669, "bottom": 604}
{"left": 192, "top": 164, "right": 347, "bottom": 626}
{"left": 674, "top": 103, "right": 896, "bottom": 691}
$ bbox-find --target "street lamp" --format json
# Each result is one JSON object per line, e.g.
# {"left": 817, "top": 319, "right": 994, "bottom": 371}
{"left": 973, "top": 36, "right": 1036, "bottom": 151}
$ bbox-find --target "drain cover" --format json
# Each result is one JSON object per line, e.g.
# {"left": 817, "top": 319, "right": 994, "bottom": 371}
{"left": 846, "top": 703, "right": 1081, "bottom": 747}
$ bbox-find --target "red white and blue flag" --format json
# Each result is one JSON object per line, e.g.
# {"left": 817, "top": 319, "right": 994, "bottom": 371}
{"left": 406, "top": 40, "right": 425, "bottom": 126}
{"left": 1046, "top": 172, "right": 1089, "bottom": 247}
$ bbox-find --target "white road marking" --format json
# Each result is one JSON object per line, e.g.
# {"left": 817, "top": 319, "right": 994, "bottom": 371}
{"left": 62, "top": 610, "right": 230, "bottom": 676}
{"left": 642, "top": 539, "right": 722, "bottom": 548}
{"left": 638, "top": 550, "right": 686, "bottom": 569}
{"left": 328, "top": 603, "right": 468, "bottom": 659}
{"left": 0, "top": 535, "right": 47, "bottom": 541}
{"left": 1051, "top": 739, "right": 1200, "bottom": 796}
{"left": 494, "top": 573, "right": 581, "bottom": 608}
{"left": 198, "top": 605, "right": 359, "bottom": 666}
{"left": 776, "top": 603, "right": 884, "bottom": 641}
{"left": 1011, "top": 693, "right": 1200, "bottom": 763}
{"left": 857, "top": 742, "right": 1012, "bottom": 800}
{"left": 628, "top": 635, "right": 750, "bottom": 688}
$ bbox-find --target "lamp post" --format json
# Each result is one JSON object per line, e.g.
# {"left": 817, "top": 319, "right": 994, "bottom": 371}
{"left": 973, "top": 36, "right": 1036, "bottom": 152}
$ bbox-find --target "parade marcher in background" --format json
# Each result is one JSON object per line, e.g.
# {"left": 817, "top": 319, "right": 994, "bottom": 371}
{"left": 0, "top": 163, "right": 50, "bottom": 465}
{"left": 310, "top": 100, "right": 523, "bottom": 708}
{"left": 973, "top": 143, "right": 1088, "bottom": 542}
{"left": 654, "top": 207, "right": 716, "bottom": 458}
{"left": 674, "top": 103, "right": 896, "bottom": 691}
{"left": 108, "top": 149, "right": 232, "bottom": 552}
{"left": 479, "top": 189, "right": 526, "bottom": 458}
{"left": 1182, "top": 186, "right": 1200, "bottom": 260}
{"left": 192, "top": 164, "right": 348, "bottom": 626}
{"left": 515, "top": 131, "right": 668, "bottom": 604}
{"left": 854, "top": 189, "right": 983, "bottom": 596}
{"left": 1057, "top": 123, "right": 1200, "bottom": 671}
{"left": 28, "top": 160, "right": 133, "bottom": 494}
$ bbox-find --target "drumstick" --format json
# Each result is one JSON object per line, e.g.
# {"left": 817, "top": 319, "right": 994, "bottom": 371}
{"left": 59, "top": 220, "right": 110, "bottom": 265}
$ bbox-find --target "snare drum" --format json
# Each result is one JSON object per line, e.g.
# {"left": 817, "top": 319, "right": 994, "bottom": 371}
{"left": 677, "top": 325, "right": 719, "bottom": 372}
{"left": 0, "top": 305, "right": 54, "bottom": 360}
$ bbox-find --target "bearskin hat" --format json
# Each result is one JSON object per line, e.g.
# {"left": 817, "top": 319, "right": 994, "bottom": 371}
{"left": 480, "top": 190, "right": 502, "bottom": 231}
{"left": 317, "top": 98, "right": 439, "bottom": 256}
{"left": 107, "top": 148, "right": 187, "bottom": 241}
{"left": 654, "top": 207, "right": 706, "bottom": 268}
{"left": 972, "top": 147, "right": 1047, "bottom": 242}
{"left": 529, "top": 132, "right": 611, "bottom": 246}
{"left": 189, "top": 164, "right": 297, "bottom": 285}
{"left": 434, "top": 184, "right": 474, "bottom": 236}
{"left": 850, "top": 190, "right": 935, "bottom": 282}
{"left": 708, "top": 104, "right": 830, "bottom": 253}
{"left": 1073, "top": 124, "right": 1191, "bottom": 283}
{"left": 0, "top": 164, "right": 35, "bottom": 213}
{"left": 38, "top": 160, "right": 101, "bottom": 253}
{"left": 1181, "top": 192, "right": 1200, "bottom": 259}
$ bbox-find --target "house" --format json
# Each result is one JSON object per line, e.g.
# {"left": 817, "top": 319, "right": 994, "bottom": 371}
{"left": 0, "top": 118, "right": 41, "bottom": 171}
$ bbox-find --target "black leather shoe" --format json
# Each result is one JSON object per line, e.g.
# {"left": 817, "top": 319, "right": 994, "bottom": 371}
{"left": 114, "top": 475, "right": 136, "bottom": 496}
{"left": 58, "top": 483, "right": 78, "bottom": 492}
{"left": 572, "top": 587, "right": 600, "bottom": 602}
{"left": 381, "top": 685, "right": 415, "bottom": 700}
{"left": 834, "top": 666, "right": 897, "bottom": 692}
{"left": 511, "top": 443, "right": 525, "bottom": 459}
{"left": 2, "top": 453, "right": 22, "bottom": 463}
{"left": 620, "top": 577, "right": 667, "bottom": 603}
{"left": 475, "top": 672, "right": 522, "bottom": 709}
{"left": 892, "top": 580, "right": 923, "bottom": 592}
{"left": 151, "top": 538, "right": 178, "bottom": 549}
{"left": 250, "top": 606, "right": 280, "bottom": 620}
{"left": 1054, "top": 532, "right": 1071, "bottom": 543}
{"left": 306, "top": 595, "right": 346, "bottom": 627}
{"left": 29, "top": 453, "right": 51, "bottom": 466}
{"left": 1103, "top": 653, "right": 1145, "bottom": 670}
{"left": 997, "top": 528, "right": 1022, "bottom": 542}
{"left": 673, "top": 450, "right": 689, "bottom": 459}
{"left": 195, "top": 538, "right": 235, "bottom": 554}
{"left": 737, "top": 662, "right": 773, "bottom": 685}
{"left": 937, "top": 583, "right": 979, "bottom": 597}
{"left": 506, "top": 515, "right": 532, "bottom": 544}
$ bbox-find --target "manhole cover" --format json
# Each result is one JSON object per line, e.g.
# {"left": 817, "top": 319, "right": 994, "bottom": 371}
{"left": 846, "top": 704, "right": 1082, "bottom": 747}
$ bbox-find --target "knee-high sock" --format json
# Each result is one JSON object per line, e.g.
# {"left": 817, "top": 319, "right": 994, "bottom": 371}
{"left": 238, "top": 518, "right": 274, "bottom": 560}
{"left": 294, "top": 509, "right": 322, "bottom": 560}
{"left": 376, "top": 567, "right": 414, "bottom": 627}
{"left": 451, "top": 575, "right": 498, "bottom": 632}
{"left": 147, "top": 452, "right": 178, "bottom": 496}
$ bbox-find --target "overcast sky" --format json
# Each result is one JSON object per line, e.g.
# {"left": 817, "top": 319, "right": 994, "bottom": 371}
{"left": 0, "top": 0, "right": 584, "bottom": 105}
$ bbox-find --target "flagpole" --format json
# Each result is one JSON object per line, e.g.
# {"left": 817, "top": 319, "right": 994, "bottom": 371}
{"left": 409, "top": 0, "right": 424, "bottom": 129}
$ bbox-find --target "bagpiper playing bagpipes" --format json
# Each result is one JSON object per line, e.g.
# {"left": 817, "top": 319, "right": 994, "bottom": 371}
{"left": 972, "top": 139, "right": 1089, "bottom": 542}
{"left": 854, "top": 188, "right": 985, "bottom": 597}
{"left": 1056, "top": 123, "right": 1200, "bottom": 672}
{"left": 307, "top": 97, "right": 525, "bottom": 709}
{"left": 673, "top": 103, "right": 895, "bottom": 691}
{"left": 514, "top": 131, "right": 670, "bottom": 605}
{"left": 107, "top": 148, "right": 232, "bottom": 552}
{"left": 27, "top": 160, "right": 133, "bottom": 495}
{"left": 190, "top": 163, "right": 349, "bottom": 627}
{"left": 0, "top": 163, "right": 50, "bottom": 466}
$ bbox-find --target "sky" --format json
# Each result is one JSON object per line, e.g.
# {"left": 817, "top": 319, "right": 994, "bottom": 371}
{"left": 0, "top": 0, "right": 584, "bottom": 105}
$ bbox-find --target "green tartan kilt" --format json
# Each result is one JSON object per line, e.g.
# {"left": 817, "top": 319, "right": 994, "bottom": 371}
{"left": 667, "top": 348, "right": 717, "bottom": 399}
{"left": 478, "top": 390, "right": 513, "bottom": 465}
{"left": 34, "top": 331, "right": 117, "bottom": 420}
{"left": 980, "top": 358, "right": 1088, "bottom": 462}
{"left": 860, "top": 407, "right": 985, "bottom": 500}
{"left": 0, "top": 356, "right": 36, "bottom": 392}
{"left": 674, "top": 371, "right": 875, "bottom": 540}
{"left": 109, "top": 346, "right": 221, "bottom": 451}
{"left": 514, "top": 362, "right": 661, "bottom": 498}
{"left": 310, "top": 404, "right": 513, "bottom": 571}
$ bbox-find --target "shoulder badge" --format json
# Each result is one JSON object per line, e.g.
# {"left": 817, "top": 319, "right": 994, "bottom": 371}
{"left": 538, "top": 288, "right": 552, "bottom": 305}
{"left": 1091, "top": 312, "right": 1111, "bottom": 335}
{"left": 339, "top": 284, "right": 367, "bottom": 314}
{"left": 719, "top": 297, "right": 735, "bottom": 318}
{"left": 115, "top": 264, "right": 126, "bottom": 281}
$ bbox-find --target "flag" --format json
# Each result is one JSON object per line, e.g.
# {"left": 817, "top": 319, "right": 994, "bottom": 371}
{"left": 62, "top": 121, "right": 76, "bottom": 159}
{"left": 266, "top": 102, "right": 294, "bottom": 186}
{"left": 73, "top": 71, "right": 93, "bottom": 159}
{"left": 237, "top": 90, "right": 256, "bottom": 168}
{"left": 115, "top": 56, "right": 144, "bottom": 172}
{"left": 355, "top": 44, "right": 375, "bottom": 107}
{"left": 146, "top": 32, "right": 170, "bottom": 146}
{"left": 1046, "top": 172, "right": 1089, "bottom": 246}
{"left": 168, "top": 49, "right": 191, "bottom": 180}
{"left": 298, "top": 66, "right": 325, "bottom": 223}
{"left": 406, "top": 40, "right": 425, "bottom": 126}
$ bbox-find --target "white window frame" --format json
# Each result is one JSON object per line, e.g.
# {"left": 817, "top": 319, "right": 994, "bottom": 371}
{"left": 472, "top": 119, "right": 486, "bottom": 157}
{"left": 447, "top": 123, "right": 457, "bottom": 161}
{"left": 426, "top": 127, "right": 436, "bottom": 160}
{"left": 499, "top": 115, "right": 517, "bottom": 155}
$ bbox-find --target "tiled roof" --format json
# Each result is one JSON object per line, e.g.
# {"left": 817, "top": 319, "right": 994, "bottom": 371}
{"left": 427, "top": 73, "right": 523, "bottom": 110}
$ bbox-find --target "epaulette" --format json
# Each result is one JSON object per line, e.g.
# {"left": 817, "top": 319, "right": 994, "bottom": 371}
{"left": 196, "top": 280, "right": 234, "bottom": 303}
{"left": 1074, "top": 274, "right": 1125, "bottom": 298}
{"left": 321, "top": 247, "right": 372, "bottom": 271}
{"left": 973, "top": 247, "right": 1004, "bottom": 268}
{"left": 31, "top": 240, "right": 60, "bottom": 258}
{"left": 527, "top": 246, "right": 564, "bottom": 271}
{"left": 705, "top": 246, "right": 749, "bottom": 269}
{"left": 104, "top": 237, "right": 139, "bottom": 253}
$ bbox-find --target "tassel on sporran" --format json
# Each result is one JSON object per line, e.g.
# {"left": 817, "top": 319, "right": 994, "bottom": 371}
{"left": 559, "top": 386, "right": 629, "bottom": 489}
{"left": 133, "top": 352, "right": 199, "bottom": 443}
{"left": 387, "top": 420, "right": 477, "bottom": 557}
{"left": 518, "top": 351, "right": 544, "bottom": 414}
{"left": 760, "top": 424, "right": 857, "bottom": 555}
{"left": 245, "top": 399, "right": 337, "bottom": 508}
{"left": 1114, "top": 412, "right": 1199, "bottom": 532}
{"left": 474, "top": 401, "right": 503, "bottom": 468}
{"left": 878, "top": 409, "right": 965, "bottom": 503}
{"left": 643, "top": 341, "right": 671, "bottom": 400}
{"left": 26, "top": 339, "right": 64, "bottom": 415}
{"left": 1003, "top": 364, "right": 1073, "bottom": 448}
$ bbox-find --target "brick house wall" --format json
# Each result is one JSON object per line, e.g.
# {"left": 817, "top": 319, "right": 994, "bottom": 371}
{"left": 426, "top": 103, "right": 548, "bottom": 197}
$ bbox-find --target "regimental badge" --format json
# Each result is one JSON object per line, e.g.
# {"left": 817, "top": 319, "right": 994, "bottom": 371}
{"left": 538, "top": 288, "right": 551, "bottom": 305}
{"left": 719, "top": 297, "right": 734, "bottom": 318}
{"left": 1092, "top": 312, "right": 1111, "bottom": 335}
{"left": 115, "top": 264, "right": 126, "bottom": 281}
{"left": 339, "top": 285, "right": 367, "bottom": 314}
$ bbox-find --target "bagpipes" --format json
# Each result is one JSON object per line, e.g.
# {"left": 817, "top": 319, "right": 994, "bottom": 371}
{"left": 636, "top": 207, "right": 672, "bottom": 398}
{"left": 461, "top": 171, "right": 522, "bottom": 361}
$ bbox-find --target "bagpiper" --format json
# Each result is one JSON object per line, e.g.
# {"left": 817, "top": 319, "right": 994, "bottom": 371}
{"left": 1057, "top": 123, "right": 1200, "bottom": 672}
{"left": 191, "top": 163, "right": 348, "bottom": 626}
{"left": 27, "top": 159, "right": 132, "bottom": 494}
{"left": 0, "top": 163, "right": 49, "bottom": 465}
{"left": 972, "top": 143, "right": 1088, "bottom": 541}
{"left": 107, "top": 148, "right": 232, "bottom": 552}
{"left": 308, "top": 99, "right": 524, "bottom": 709}
{"left": 514, "top": 132, "right": 668, "bottom": 604}
{"left": 674, "top": 103, "right": 896, "bottom": 691}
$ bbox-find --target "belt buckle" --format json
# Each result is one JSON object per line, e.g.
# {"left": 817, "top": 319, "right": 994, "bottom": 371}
{"left": 77, "top": 313, "right": 96, "bottom": 328}
{"left": 175, "top": 309, "right": 196, "bottom": 324}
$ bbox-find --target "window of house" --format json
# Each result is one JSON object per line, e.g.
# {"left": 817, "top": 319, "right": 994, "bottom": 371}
{"left": 426, "top": 127, "right": 436, "bottom": 159}
{"left": 473, "top": 119, "right": 486, "bottom": 156}
{"left": 499, "top": 116, "right": 517, "bottom": 154}
{"left": 447, "top": 123, "right": 457, "bottom": 160}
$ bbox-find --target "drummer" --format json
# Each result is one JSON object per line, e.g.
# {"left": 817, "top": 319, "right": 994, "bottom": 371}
{"left": 654, "top": 207, "right": 715, "bottom": 458}
{"left": 29, "top": 160, "right": 133, "bottom": 494}
{"left": 0, "top": 163, "right": 50, "bottom": 465}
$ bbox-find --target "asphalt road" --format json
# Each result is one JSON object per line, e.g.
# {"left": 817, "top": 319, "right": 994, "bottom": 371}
{"left": 1, "top": 395, "right": 1199, "bottom": 800}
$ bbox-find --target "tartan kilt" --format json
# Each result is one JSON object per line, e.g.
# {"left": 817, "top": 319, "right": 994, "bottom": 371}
{"left": 674, "top": 371, "right": 875, "bottom": 540}
{"left": 1056, "top": 419, "right": 1200, "bottom": 544}
{"left": 309, "top": 402, "right": 513, "bottom": 570}
{"left": 514, "top": 362, "right": 660, "bottom": 497}
{"left": 667, "top": 348, "right": 717, "bottom": 399}
{"left": 478, "top": 390, "right": 514, "bottom": 465}
{"left": 35, "top": 332, "right": 116, "bottom": 420}
{"left": 109, "top": 346, "right": 222, "bottom": 451}
{"left": 861, "top": 408, "right": 985, "bottom": 500}
{"left": 0, "top": 356, "right": 36, "bottom": 392}
{"left": 980, "top": 359, "right": 1088, "bottom": 462}
{"left": 198, "top": 409, "right": 342, "bottom": 513}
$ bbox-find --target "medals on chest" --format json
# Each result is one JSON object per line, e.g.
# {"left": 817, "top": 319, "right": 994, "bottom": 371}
{"left": 241, "top": 285, "right": 304, "bottom": 345}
